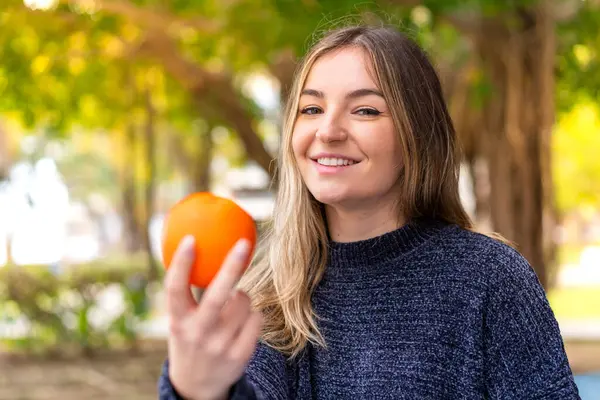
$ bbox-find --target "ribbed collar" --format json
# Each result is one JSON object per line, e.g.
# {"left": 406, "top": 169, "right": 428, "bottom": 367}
{"left": 327, "top": 217, "right": 450, "bottom": 269}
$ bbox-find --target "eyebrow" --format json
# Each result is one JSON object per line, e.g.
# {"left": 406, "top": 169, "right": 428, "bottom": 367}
{"left": 300, "top": 88, "right": 384, "bottom": 99}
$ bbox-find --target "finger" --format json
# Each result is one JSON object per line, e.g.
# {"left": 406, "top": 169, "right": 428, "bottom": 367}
{"left": 228, "top": 311, "right": 263, "bottom": 364}
{"left": 216, "top": 290, "right": 251, "bottom": 344}
{"left": 197, "top": 239, "right": 251, "bottom": 325}
{"left": 165, "top": 235, "right": 197, "bottom": 319}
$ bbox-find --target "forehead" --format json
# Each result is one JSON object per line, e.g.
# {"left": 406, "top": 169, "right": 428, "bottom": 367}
{"left": 303, "top": 46, "right": 378, "bottom": 90}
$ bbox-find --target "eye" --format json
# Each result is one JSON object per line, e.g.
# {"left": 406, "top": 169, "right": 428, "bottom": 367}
{"left": 354, "top": 108, "right": 381, "bottom": 116}
{"left": 300, "top": 106, "right": 322, "bottom": 115}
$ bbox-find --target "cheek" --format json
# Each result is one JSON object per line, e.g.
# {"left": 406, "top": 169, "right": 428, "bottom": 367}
{"left": 291, "top": 133, "right": 302, "bottom": 161}
{"left": 361, "top": 124, "right": 400, "bottom": 161}
{"left": 382, "top": 144, "right": 403, "bottom": 181}
{"left": 383, "top": 140, "right": 403, "bottom": 172}
{"left": 360, "top": 125, "right": 403, "bottom": 177}
{"left": 291, "top": 124, "right": 313, "bottom": 160}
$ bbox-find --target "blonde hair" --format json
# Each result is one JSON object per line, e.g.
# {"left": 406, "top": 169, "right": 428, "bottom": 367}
{"left": 238, "top": 25, "right": 474, "bottom": 359}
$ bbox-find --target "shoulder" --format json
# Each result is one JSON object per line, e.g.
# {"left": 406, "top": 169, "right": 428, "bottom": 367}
{"left": 435, "top": 225, "right": 525, "bottom": 264}
{"left": 428, "top": 224, "right": 541, "bottom": 294}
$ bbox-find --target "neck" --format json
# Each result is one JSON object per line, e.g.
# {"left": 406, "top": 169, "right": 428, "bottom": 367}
{"left": 325, "top": 202, "right": 405, "bottom": 243}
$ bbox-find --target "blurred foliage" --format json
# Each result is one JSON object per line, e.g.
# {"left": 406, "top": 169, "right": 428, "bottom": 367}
{"left": 553, "top": 102, "right": 600, "bottom": 213}
{"left": 0, "top": 3, "right": 596, "bottom": 139}
{"left": 0, "top": 0, "right": 517, "bottom": 134}
{"left": 0, "top": 260, "right": 161, "bottom": 356}
{"left": 0, "top": 0, "right": 598, "bottom": 219}
{"left": 556, "top": 1, "right": 600, "bottom": 110}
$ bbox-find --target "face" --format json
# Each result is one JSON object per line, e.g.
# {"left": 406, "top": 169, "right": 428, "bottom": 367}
{"left": 292, "top": 46, "right": 403, "bottom": 209}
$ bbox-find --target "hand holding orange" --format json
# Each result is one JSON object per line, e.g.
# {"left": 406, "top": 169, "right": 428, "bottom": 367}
{"left": 161, "top": 192, "right": 257, "bottom": 288}
{"left": 163, "top": 194, "right": 262, "bottom": 400}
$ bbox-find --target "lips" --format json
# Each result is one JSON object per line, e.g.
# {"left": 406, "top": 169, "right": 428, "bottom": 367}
{"left": 315, "top": 157, "right": 357, "bottom": 166}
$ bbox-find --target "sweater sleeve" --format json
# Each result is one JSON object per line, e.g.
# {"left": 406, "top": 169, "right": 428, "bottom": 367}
{"left": 157, "top": 341, "right": 290, "bottom": 400}
{"left": 483, "top": 250, "right": 581, "bottom": 399}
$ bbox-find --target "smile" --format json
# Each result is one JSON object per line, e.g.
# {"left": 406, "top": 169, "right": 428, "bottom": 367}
{"left": 310, "top": 156, "right": 361, "bottom": 175}
{"left": 316, "top": 157, "right": 357, "bottom": 167}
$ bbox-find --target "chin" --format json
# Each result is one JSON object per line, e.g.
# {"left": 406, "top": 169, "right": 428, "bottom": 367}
{"left": 309, "top": 185, "right": 353, "bottom": 206}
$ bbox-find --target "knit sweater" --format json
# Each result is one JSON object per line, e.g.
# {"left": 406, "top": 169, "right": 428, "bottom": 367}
{"left": 158, "top": 219, "right": 581, "bottom": 399}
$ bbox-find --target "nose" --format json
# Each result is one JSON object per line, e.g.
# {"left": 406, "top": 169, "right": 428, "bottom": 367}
{"left": 316, "top": 115, "right": 347, "bottom": 143}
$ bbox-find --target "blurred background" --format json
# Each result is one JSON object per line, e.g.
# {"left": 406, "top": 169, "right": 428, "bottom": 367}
{"left": 0, "top": 0, "right": 599, "bottom": 398}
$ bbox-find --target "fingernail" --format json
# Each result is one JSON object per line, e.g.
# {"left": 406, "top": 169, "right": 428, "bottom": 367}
{"left": 232, "top": 239, "right": 250, "bottom": 259}
{"left": 180, "top": 235, "right": 195, "bottom": 254}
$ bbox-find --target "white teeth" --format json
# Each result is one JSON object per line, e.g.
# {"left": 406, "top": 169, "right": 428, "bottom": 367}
{"left": 316, "top": 157, "right": 356, "bottom": 166}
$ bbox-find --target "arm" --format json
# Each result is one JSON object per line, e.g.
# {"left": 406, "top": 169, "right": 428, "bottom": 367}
{"left": 483, "top": 251, "right": 581, "bottom": 399}
{"left": 158, "top": 341, "right": 290, "bottom": 400}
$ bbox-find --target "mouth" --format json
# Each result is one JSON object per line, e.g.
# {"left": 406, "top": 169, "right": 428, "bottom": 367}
{"left": 310, "top": 156, "right": 361, "bottom": 167}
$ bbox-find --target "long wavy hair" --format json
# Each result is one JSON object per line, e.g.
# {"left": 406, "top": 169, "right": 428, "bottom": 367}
{"left": 238, "top": 25, "right": 474, "bottom": 359}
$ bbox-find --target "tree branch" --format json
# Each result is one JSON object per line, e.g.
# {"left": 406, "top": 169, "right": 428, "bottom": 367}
{"left": 268, "top": 49, "right": 298, "bottom": 99}
{"left": 63, "top": 0, "right": 221, "bottom": 34}
{"left": 65, "top": 0, "right": 292, "bottom": 93}
{"left": 18, "top": 0, "right": 278, "bottom": 181}
{"left": 134, "top": 31, "right": 276, "bottom": 180}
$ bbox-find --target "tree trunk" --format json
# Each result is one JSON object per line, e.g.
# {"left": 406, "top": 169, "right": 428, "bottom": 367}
{"left": 167, "top": 128, "right": 213, "bottom": 192}
{"left": 5, "top": 233, "right": 13, "bottom": 266}
{"left": 191, "top": 128, "right": 213, "bottom": 192}
{"left": 474, "top": 5, "right": 556, "bottom": 289}
{"left": 466, "top": 156, "right": 492, "bottom": 229}
{"left": 143, "top": 87, "right": 159, "bottom": 280}
{"left": 122, "top": 122, "right": 143, "bottom": 253}
{"left": 0, "top": 122, "right": 11, "bottom": 181}
{"left": 439, "top": 56, "right": 492, "bottom": 230}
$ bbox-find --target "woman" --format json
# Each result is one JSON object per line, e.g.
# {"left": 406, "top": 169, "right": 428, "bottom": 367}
{"left": 158, "top": 25, "right": 581, "bottom": 399}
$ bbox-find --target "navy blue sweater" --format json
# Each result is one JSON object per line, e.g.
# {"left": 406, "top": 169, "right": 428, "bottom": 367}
{"left": 158, "top": 219, "right": 581, "bottom": 399}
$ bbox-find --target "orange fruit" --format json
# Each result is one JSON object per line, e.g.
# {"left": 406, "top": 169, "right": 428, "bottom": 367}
{"left": 161, "top": 192, "right": 257, "bottom": 288}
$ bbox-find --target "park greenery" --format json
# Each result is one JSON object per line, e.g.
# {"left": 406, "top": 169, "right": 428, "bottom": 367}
{"left": 0, "top": 0, "right": 599, "bottom": 295}
{"left": 0, "top": 258, "right": 154, "bottom": 356}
